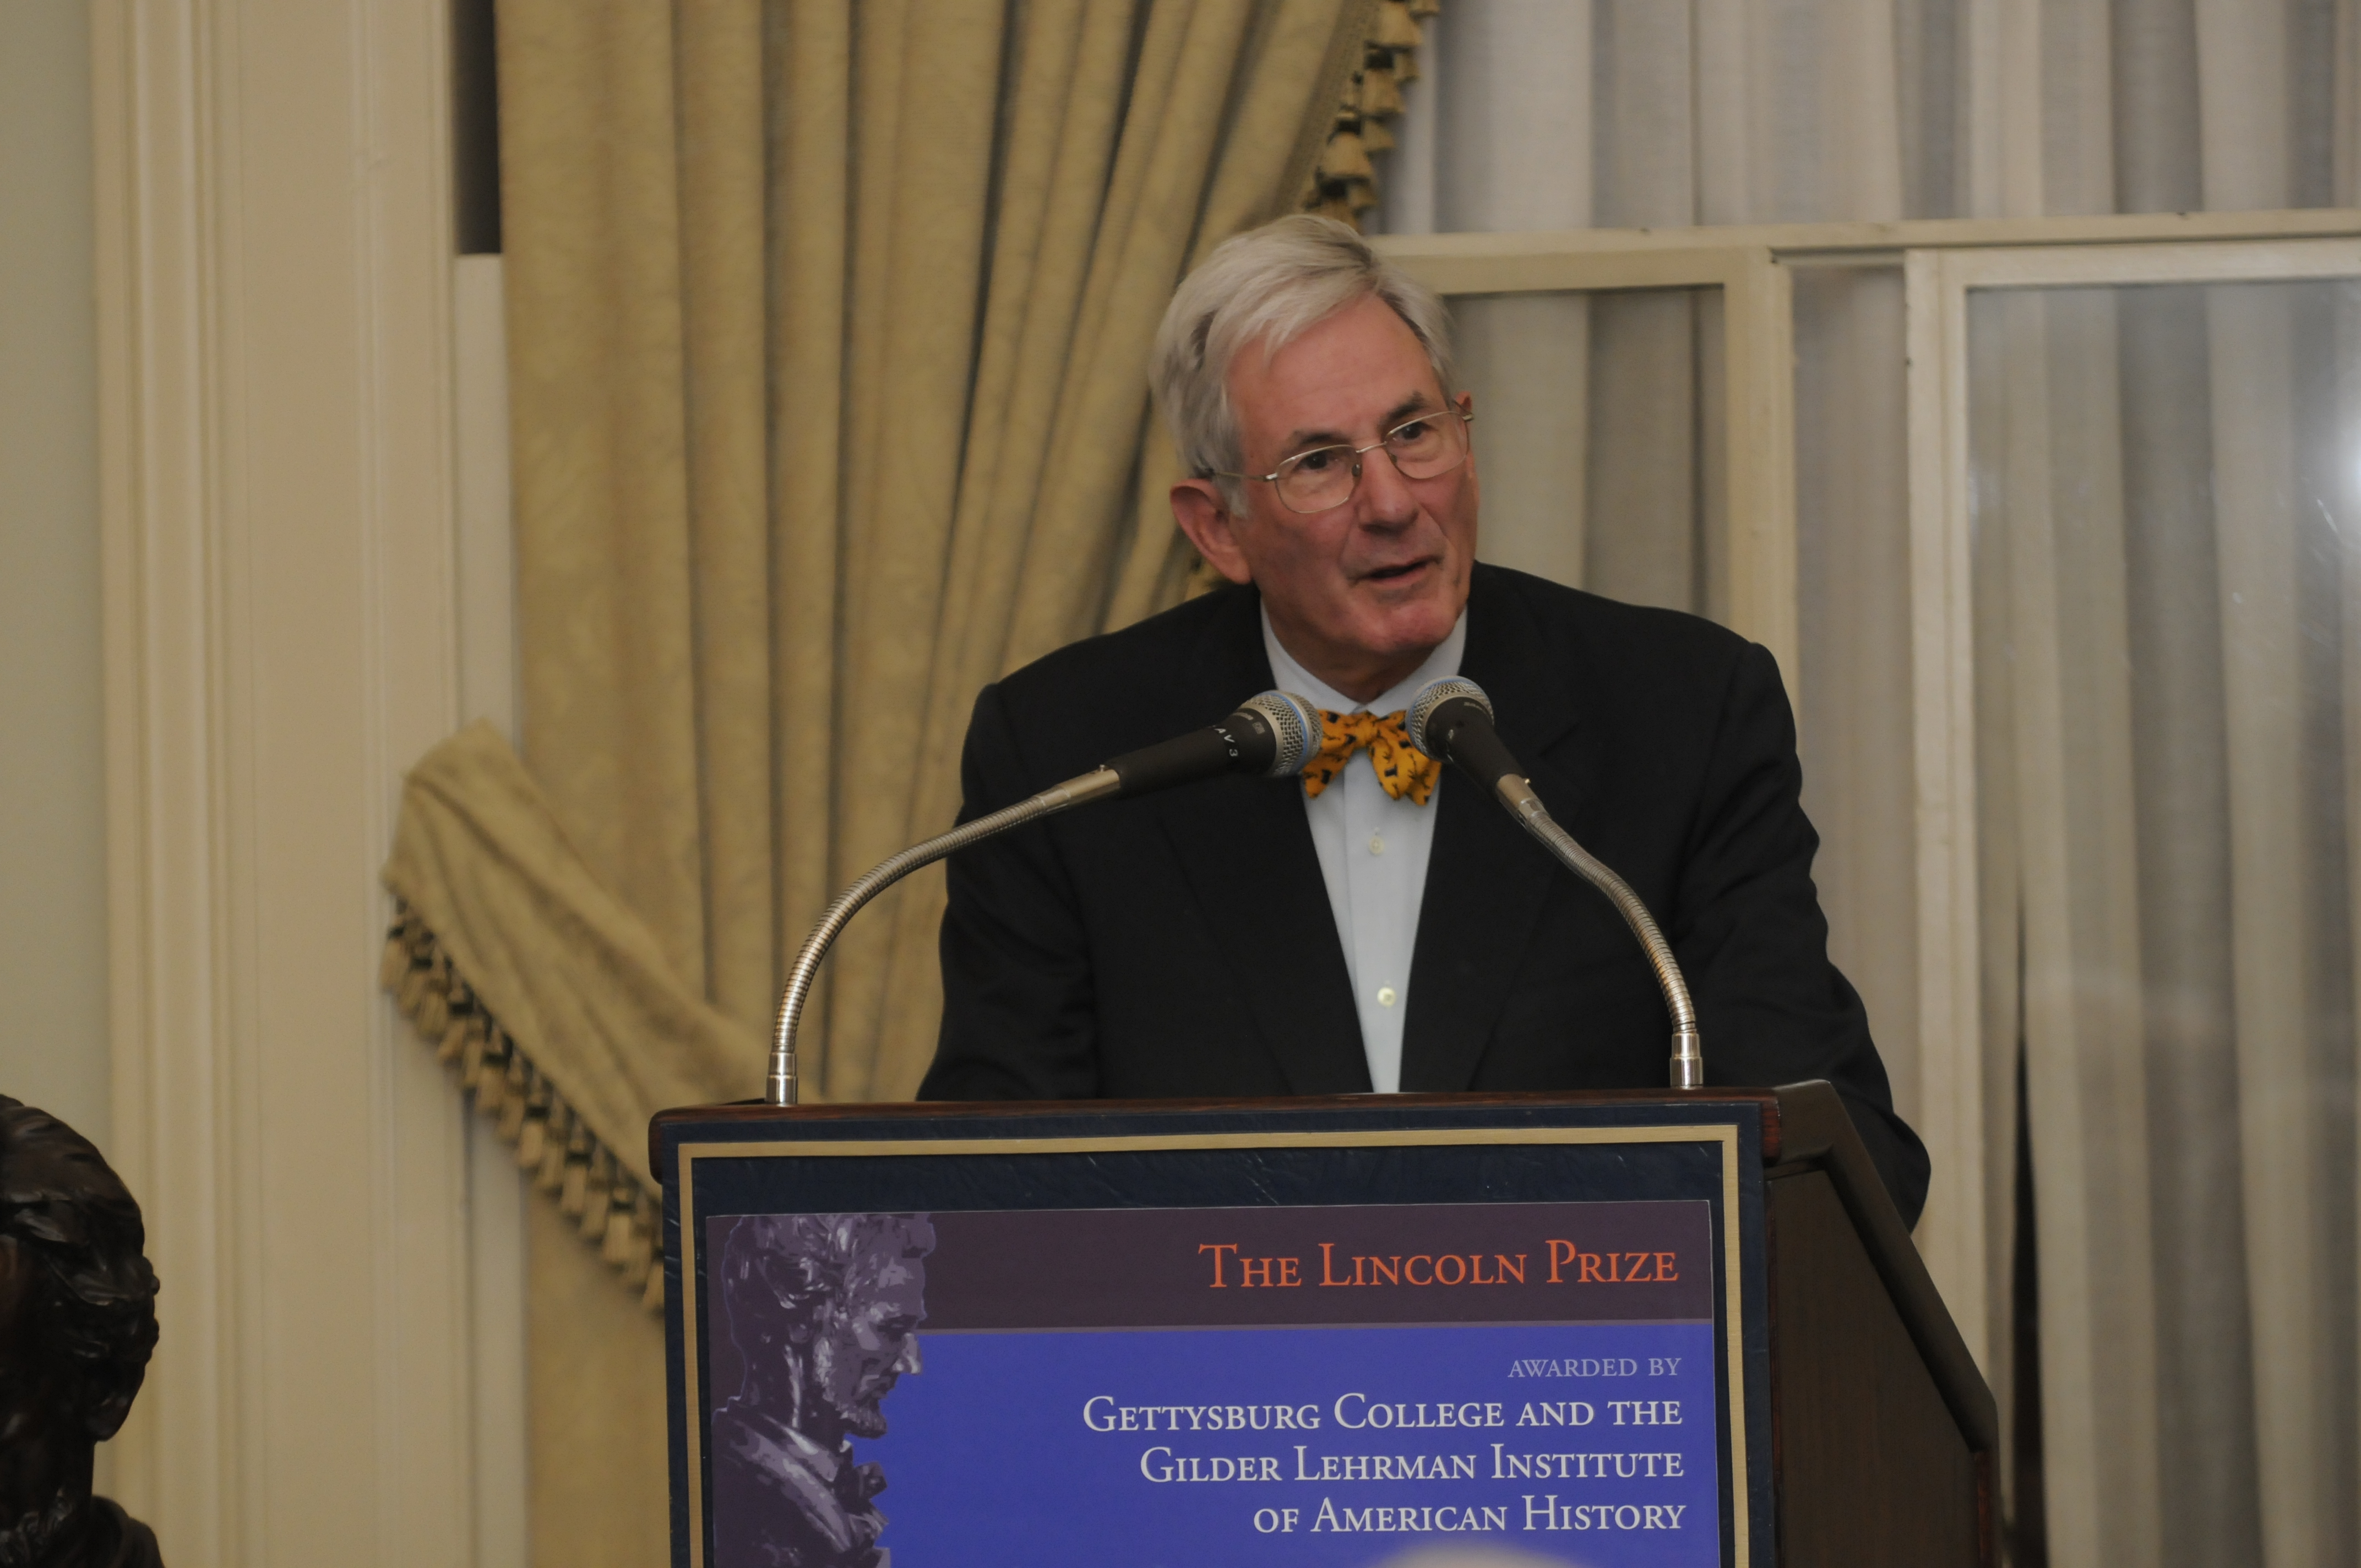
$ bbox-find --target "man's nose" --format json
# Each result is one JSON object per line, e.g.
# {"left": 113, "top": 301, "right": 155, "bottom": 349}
{"left": 1356, "top": 446, "right": 1419, "bottom": 524}
{"left": 894, "top": 1337, "right": 922, "bottom": 1375}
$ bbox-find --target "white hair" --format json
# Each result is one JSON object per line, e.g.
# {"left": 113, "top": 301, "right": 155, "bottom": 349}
{"left": 1150, "top": 214, "right": 1457, "bottom": 510}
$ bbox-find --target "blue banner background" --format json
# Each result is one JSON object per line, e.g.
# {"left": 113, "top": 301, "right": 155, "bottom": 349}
{"left": 855, "top": 1321, "right": 1721, "bottom": 1566}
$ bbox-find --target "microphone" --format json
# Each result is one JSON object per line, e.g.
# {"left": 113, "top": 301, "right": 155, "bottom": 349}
{"left": 1103, "top": 690, "right": 1324, "bottom": 796}
{"left": 1406, "top": 680, "right": 1524, "bottom": 794}
{"left": 764, "top": 690, "right": 1323, "bottom": 1104}
{"left": 1408, "top": 678, "right": 1706, "bottom": 1091}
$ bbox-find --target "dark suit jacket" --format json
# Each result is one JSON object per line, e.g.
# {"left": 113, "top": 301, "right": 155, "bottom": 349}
{"left": 918, "top": 564, "right": 1929, "bottom": 1222}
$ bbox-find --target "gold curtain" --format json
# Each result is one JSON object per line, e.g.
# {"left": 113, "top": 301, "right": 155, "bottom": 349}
{"left": 499, "top": 0, "right": 1366, "bottom": 1099}
{"left": 475, "top": 2, "right": 1369, "bottom": 1559}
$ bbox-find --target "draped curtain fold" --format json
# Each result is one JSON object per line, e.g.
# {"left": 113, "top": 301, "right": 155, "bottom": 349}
{"left": 441, "top": 3, "right": 1369, "bottom": 1558}
{"left": 1375, "top": 4, "right": 2361, "bottom": 1565}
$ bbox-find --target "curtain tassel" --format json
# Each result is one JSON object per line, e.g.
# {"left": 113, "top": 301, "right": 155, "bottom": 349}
{"left": 420, "top": 954, "right": 455, "bottom": 1039}
{"left": 515, "top": 1112, "right": 547, "bottom": 1169}
{"left": 1374, "top": 1, "right": 1422, "bottom": 51}
{"left": 497, "top": 1052, "right": 531, "bottom": 1141}
{"left": 1319, "top": 130, "right": 1375, "bottom": 184}
{"left": 561, "top": 1124, "right": 593, "bottom": 1215}
{"left": 539, "top": 1105, "right": 575, "bottom": 1193}
{"left": 516, "top": 1072, "right": 554, "bottom": 1168}
{"left": 382, "top": 902, "right": 674, "bottom": 1317}
{"left": 601, "top": 1175, "right": 638, "bottom": 1268}
{"left": 581, "top": 1149, "right": 615, "bottom": 1239}
{"left": 475, "top": 1036, "right": 510, "bottom": 1118}
{"left": 1301, "top": 0, "right": 1443, "bottom": 232}
{"left": 581, "top": 1184, "right": 612, "bottom": 1240}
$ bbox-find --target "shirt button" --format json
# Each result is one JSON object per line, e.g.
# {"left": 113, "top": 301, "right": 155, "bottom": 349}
{"left": 1368, "top": 834, "right": 1385, "bottom": 856}
{"left": 1376, "top": 986, "right": 1398, "bottom": 1008}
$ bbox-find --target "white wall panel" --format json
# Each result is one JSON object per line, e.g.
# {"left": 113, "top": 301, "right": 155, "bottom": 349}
{"left": 91, "top": 2, "right": 495, "bottom": 1561}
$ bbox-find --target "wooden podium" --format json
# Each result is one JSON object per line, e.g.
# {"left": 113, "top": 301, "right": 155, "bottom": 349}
{"left": 656, "top": 1081, "right": 1994, "bottom": 1568}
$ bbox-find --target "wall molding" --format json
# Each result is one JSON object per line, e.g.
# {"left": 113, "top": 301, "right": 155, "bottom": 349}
{"left": 91, "top": 2, "right": 499, "bottom": 1561}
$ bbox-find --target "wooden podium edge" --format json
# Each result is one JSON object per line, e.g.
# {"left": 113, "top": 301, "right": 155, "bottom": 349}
{"left": 650, "top": 1086, "right": 1789, "bottom": 1173}
{"left": 1768, "top": 1080, "right": 1999, "bottom": 1457}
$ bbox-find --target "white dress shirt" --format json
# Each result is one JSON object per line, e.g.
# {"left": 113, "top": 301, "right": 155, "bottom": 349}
{"left": 1261, "top": 608, "right": 1468, "bottom": 1093}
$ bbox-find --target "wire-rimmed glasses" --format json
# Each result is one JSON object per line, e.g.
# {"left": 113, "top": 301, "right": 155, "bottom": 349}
{"left": 1217, "top": 407, "right": 1475, "bottom": 515}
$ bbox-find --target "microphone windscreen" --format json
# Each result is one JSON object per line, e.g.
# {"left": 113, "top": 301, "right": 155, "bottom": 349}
{"left": 1407, "top": 677, "right": 1525, "bottom": 790}
{"left": 1407, "top": 677, "right": 1493, "bottom": 755}
{"left": 1240, "top": 690, "right": 1322, "bottom": 777}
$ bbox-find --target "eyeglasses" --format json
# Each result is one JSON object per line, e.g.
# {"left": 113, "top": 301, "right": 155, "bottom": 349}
{"left": 1216, "top": 408, "right": 1475, "bottom": 515}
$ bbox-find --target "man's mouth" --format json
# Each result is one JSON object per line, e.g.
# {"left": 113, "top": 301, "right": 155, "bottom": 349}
{"left": 1361, "top": 558, "right": 1433, "bottom": 584}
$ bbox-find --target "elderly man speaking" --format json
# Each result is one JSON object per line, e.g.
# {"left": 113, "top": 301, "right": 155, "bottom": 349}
{"left": 917, "top": 216, "right": 1925, "bottom": 1220}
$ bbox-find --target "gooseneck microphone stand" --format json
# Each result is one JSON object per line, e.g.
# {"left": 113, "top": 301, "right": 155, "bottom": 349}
{"left": 763, "top": 690, "right": 1323, "bottom": 1106}
{"left": 1408, "top": 678, "right": 1706, "bottom": 1091}
{"left": 764, "top": 767, "right": 1121, "bottom": 1107}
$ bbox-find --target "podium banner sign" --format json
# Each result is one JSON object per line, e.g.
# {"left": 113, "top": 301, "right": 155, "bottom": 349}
{"left": 661, "top": 1100, "right": 1772, "bottom": 1568}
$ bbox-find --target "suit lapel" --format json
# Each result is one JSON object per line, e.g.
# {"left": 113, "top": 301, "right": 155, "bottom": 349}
{"left": 1400, "top": 571, "right": 1585, "bottom": 1091}
{"left": 1153, "top": 590, "right": 1372, "bottom": 1094}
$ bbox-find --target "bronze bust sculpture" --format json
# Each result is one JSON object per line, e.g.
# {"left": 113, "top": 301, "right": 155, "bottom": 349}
{"left": 0, "top": 1098, "right": 163, "bottom": 1568}
{"left": 709, "top": 1213, "right": 934, "bottom": 1568}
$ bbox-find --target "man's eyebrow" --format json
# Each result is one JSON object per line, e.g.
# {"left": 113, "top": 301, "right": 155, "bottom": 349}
{"left": 1275, "top": 423, "right": 1350, "bottom": 455}
{"left": 1383, "top": 389, "right": 1440, "bottom": 425}
{"left": 1274, "top": 390, "right": 1440, "bottom": 456}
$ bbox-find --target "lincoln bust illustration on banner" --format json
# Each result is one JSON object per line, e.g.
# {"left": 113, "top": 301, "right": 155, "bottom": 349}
{"left": 710, "top": 1213, "right": 935, "bottom": 1568}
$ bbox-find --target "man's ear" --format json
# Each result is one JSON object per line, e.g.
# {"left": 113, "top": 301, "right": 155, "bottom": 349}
{"left": 1169, "top": 477, "right": 1254, "bottom": 585}
{"left": 1455, "top": 389, "right": 1478, "bottom": 500}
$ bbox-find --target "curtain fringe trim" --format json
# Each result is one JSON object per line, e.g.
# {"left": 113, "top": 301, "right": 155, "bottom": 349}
{"left": 1303, "top": 0, "right": 1441, "bottom": 227}
{"left": 382, "top": 901, "right": 665, "bottom": 1314}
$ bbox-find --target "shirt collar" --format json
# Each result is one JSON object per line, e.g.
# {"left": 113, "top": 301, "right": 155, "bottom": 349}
{"left": 1259, "top": 602, "right": 1468, "bottom": 716}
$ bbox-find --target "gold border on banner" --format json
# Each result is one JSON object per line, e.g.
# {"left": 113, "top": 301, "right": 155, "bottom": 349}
{"left": 674, "top": 1123, "right": 1753, "bottom": 1568}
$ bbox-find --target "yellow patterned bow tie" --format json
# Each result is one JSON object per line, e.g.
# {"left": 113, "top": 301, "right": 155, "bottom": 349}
{"left": 1301, "top": 710, "right": 1440, "bottom": 805}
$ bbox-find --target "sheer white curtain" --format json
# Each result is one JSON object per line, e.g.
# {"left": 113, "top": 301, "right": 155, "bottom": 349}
{"left": 1373, "top": 4, "right": 2361, "bottom": 1565}
{"left": 1968, "top": 274, "right": 2361, "bottom": 1567}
